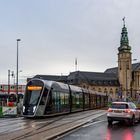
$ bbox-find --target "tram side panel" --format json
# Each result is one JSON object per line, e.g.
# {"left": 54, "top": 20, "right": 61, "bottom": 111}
{"left": 43, "top": 83, "right": 71, "bottom": 116}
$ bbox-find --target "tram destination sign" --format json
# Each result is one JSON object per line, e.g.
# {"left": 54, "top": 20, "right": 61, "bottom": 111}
{"left": 27, "top": 86, "right": 42, "bottom": 90}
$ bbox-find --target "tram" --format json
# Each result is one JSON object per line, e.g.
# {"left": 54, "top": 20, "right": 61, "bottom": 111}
{"left": 22, "top": 79, "right": 108, "bottom": 117}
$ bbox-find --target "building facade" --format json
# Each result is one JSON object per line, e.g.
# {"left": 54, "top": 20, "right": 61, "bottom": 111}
{"left": 117, "top": 19, "right": 140, "bottom": 99}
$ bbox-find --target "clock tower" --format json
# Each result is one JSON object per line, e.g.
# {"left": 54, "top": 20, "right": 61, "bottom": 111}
{"left": 118, "top": 18, "right": 132, "bottom": 99}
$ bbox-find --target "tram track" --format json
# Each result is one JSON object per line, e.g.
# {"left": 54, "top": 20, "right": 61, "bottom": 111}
{"left": 9, "top": 110, "right": 105, "bottom": 140}
{"left": 0, "top": 115, "right": 66, "bottom": 136}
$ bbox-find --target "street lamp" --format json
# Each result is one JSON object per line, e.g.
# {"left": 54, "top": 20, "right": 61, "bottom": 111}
{"left": 16, "top": 39, "right": 21, "bottom": 104}
{"left": 7, "top": 70, "right": 15, "bottom": 105}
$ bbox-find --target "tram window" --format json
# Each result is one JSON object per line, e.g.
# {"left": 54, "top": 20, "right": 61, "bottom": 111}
{"left": 84, "top": 93, "right": 89, "bottom": 108}
{"left": 72, "top": 92, "right": 76, "bottom": 109}
{"left": 96, "top": 95, "right": 101, "bottom": 107}
{"left": 24, "top": 90, "right": 41, "bottom": 106}
{"left": 90, "top": 94, "right": 96, "bottom": 108}
{"left": 24, "top": 82, "right": 44, "bottom": 106}
{"left": 72, "top": 92, "right": 83, "bottom": 110}
{"left": 60, "top": 92, "right": 65, "bottom": 105}
{"left": 76, "top": 94, "right": 80, "bottom": 105}
{"left": 64, "top": 93, "right": 69, "bottom": 105}
{"left": 79, "top": 93, "right": 83, "bottom": 108}
{"left": 51, "top": 91, "right": 60, "bottom": 113}
{"left": 60, "top": 92, "right": 70, "bottom": 111}
{"left": 39, "top": 88, "right": 48, "bottom": 105}
{"left": 30, "top": 91, "right": 40, "bottom": 105}
{"left": 45, "top": 90, "right": 53, "bottom": 114}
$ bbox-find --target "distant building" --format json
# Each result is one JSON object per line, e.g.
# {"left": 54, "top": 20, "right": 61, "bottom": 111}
{"left": 0, "top": 84, "right": 25, "bottom": 95}
{"left": 30, "top": 19, "right": 140, "bottom": 101}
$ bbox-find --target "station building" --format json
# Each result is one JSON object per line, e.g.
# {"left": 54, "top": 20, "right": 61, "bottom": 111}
{"left": 32, "top": 20, "right": 140, "bottom": 101}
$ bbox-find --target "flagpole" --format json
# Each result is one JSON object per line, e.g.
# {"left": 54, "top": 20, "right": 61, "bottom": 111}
{"left": 75, "top": 58, "right": 77, "bottom": 71}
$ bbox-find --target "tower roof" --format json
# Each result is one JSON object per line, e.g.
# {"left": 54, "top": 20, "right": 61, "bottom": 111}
{"left": 118, "top": 17, "right": 131, "bottom": 52}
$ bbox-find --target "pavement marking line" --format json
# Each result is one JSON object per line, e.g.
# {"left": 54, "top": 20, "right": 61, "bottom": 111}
{"left": 82, "top": 120, "right": 106, "bottom": 128}
{"left": 86, "top": 112, "right": 107, "bottom": 122}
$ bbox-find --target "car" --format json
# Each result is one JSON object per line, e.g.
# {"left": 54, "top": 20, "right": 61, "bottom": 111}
{"left": 107, "top": 101, "right": 140, "bottom": 125}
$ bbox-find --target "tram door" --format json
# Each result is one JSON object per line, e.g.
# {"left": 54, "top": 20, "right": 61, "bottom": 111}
{"left": 53, "top": 91, "right": 60, "bottom": 113}
{"left": 36, "top": 88, "right": 48, "bottom": 116}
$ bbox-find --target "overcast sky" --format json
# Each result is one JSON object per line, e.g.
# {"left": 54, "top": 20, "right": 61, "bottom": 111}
{"left": 0, "top": 0, "right": 140, "bottom": 85}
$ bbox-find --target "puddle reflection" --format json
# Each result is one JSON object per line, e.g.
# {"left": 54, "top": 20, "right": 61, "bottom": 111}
{"left": 105, "top": 122, "right": 135, "bottom": 140}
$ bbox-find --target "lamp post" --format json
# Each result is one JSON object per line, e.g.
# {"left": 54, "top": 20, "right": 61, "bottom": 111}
{"left": 8, "top": 70, "right": 10, "bottom": 95}
{"left": 7, "top": 70, "right": 11, "bottom": 105}
{"left": 11, "top": 71, "right": 15, "bottom": 84}
{"left": 16, "top": 39, "right": 21, "bottom": 104}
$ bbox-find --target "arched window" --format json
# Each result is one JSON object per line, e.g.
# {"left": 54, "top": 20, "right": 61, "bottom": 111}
{"left": 104, "top": 88, "right": 108, "bottom": 93}
{"left": 92, "top": 87, "right": 95, "bottom": 91}
{"left": 98, "top": 88, "right": 102, "bottom": 92}
{"left": 110, "top": 88, "right": 113, "bottom": 93}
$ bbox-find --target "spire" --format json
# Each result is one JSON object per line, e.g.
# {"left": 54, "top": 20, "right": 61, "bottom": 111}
{"left": 123, "top": 17, "right": 125, "bottom": 27}
{"left": 121, "top": 17, "right": 129, "bottom": 46}
{"left": 118, "top": 17, "right": 131, "bottom": 52}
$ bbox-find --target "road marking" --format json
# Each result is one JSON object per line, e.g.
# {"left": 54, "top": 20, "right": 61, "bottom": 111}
{"left": 82, "top": 120, "right": 106, "bottom": 128}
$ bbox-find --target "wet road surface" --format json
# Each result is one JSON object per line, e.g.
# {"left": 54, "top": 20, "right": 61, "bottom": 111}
{"left": 0, "top": 110, "right": 106, "bottom": 140}
{"left": 58, "top": 114, "right": 140, "bottom": 140}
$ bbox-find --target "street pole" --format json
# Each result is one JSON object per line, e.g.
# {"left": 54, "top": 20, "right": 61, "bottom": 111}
{"left": 11, "top": 71, "right": 15, "bottom": 85}
{"left": 8, "top": 70, "right": 10, "bottom": 105}
{"left": 16, "top": 39, "right": 21, "bottom": 106}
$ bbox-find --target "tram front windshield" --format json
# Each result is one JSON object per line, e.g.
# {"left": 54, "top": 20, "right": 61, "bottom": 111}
{"left": 25, "top": 90, "right": 41, "bottom": 106}
{"left": 23, "top": 80, "right": 44, "bottom": 106}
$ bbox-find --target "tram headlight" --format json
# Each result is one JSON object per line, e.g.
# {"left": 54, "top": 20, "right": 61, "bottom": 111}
{"left": 33, "top": 106, "right": 36, "bottom": 113}
{"left": 23, "top": 106, "right": 25, "bottom": 112}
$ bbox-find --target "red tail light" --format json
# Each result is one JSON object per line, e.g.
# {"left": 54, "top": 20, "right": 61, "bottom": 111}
{"left": 107, "top": 108, "right": 113, "bottom": 112}
{"left": 123, "top": 109, "right": 131, "bottom": 113}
